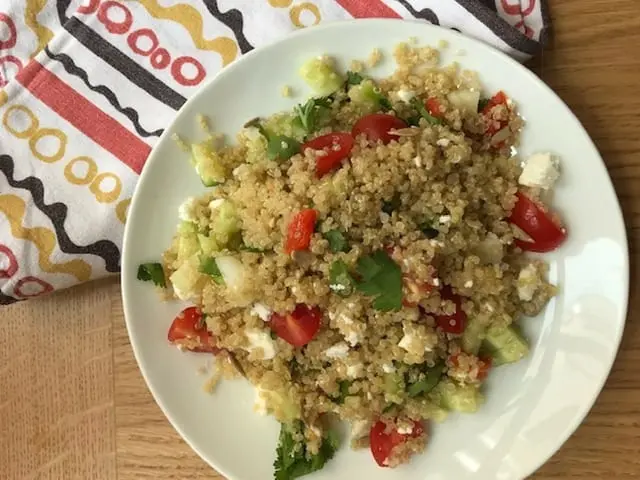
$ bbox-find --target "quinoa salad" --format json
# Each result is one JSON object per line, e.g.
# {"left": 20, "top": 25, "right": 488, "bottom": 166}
{"left": 136, "top": 42, "right": 567, "bottom": 479}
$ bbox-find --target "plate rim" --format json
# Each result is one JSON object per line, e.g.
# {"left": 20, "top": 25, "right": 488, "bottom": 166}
{"left": 121, "top": 18, "right": 630, "bottom": 479}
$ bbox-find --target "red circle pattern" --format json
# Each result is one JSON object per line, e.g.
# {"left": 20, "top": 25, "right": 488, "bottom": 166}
{"left": 150, "top": 47, "right": 170, "bottom": 69}
{"left": 0, "top": 244, "right": 18, "bottom": 279}
{"left": 14, "top": 276, "right": 54, "bottom": 298}
{"left": 89, "top": 2, "right": 206, "bottom": 85}
{"left": 0, "top": 13, "right": 17, "bottom": 50}
{"left": 127, "top": 28, "right": 159, "bottom": 56}
{"left": 0, "top": 55, "right": 23, "bottom": 87}
{"left": 77, "top": 0, "right": 100, "bottom": 15}
{"left": 171, "top": 56, "right": 206, "bottom": 86}
{"left": 97, "top": 1, "right": 133, "bottom": 35}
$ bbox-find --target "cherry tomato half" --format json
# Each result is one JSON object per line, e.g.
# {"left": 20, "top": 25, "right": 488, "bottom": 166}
{"left": 481, "top": 91, "right": 508, "bottom": 115}
{"left": 425, "top": 97, "right": 444, "bottom": 119}
{"left": 285, "top": 209, "right": 317, "bottom": 254}
{"left": 482, "top": 91, "right": 510, "bottom": 137}
{"left": 434, "top": 286, "right": 467, "bottom": 334}
{"left": 167, "top": 306, "right": 219, "bottom": 353}
{"left": 509, "top": 191, "right": 567, "bottom": 252}
{"left": 302, "top": 132, "right": 354, "bottom": 177}
{"left": 352, "top": 114, "right": 408, "bottom": 145}
{"left": 369, "top": 419, "right": 425, "bottom": 467}
{"left": 269, "top": 304, "right": 323, "bottom": 347}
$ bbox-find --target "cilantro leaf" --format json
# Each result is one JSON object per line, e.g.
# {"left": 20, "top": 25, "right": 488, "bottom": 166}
{"left": 331, "top": 380, "right": 352, "bottom": 404}
{"left": 293, "top": 96, "right": 332, "bottom": 134}
{"left": 329, "top": 260, "right": 354, "bottom": 297}
{"left": 274, "top": 422, "right": 340, "bottom": 480}
{"left": 381, "top": 193, "right": 401, "bottom": 215}
{"left": 323, "top": 229, "right": 348, "bottom": 253}
{"left": 477, "top": 97, "right": 490, "bottom": 112}
{"left": 247, "top": 118, "right": 301, "bottom": 161}
{"left": 355, "top": 251, "right": 403, "bottom": 311}
{"left": 407, "top": 362, "right": 445, "bottom": 397}
{"left": 378, "top": 96, "right": 393, "bottom": 111}
{"left": 199, "top": 256, "right": 224, "bottom": 284}
{"left": 136, "top": 262, "right": 166, "bottom": 287}
{"left": 410, "top": 97, "right": 443, "bottom": 125}
{"left": 346, "top": 71, "right": 364, "bottom": 85}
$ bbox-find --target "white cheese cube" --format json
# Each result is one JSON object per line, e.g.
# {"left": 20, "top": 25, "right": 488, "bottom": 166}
{"left": 519, "top": 153, "right": 560, "bottom": 190}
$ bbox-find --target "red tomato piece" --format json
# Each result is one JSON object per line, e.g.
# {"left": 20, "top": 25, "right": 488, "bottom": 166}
{"left": 352, "top": 114, "right": 408, "bottom": 145}
{"left": 402, "top": 276, "right": 435, "bottom": 308}
{"left": 509, "top": 191, "right": 567, "bottom": 252}
{"left": 302, "top": 132, "right": 354, "bottom": 177}
{"left": 285, "top": 209, "right": 317, "bottom": 254}
{"left": 482, "top": 91, "right": 508, "bottom": 115}
{"left": 269, "top": 304, "right": 322, "bottom": 347}
{"left": 425, "top": 97, "right": 444, "bottom": 118}
{"left": 370, "top": 419, "right": 424, "bottom": 467}
{"left": 434, "top": 286, "right": 467, "bottom": 334}
{"left": 478, "top": 356, "right": 492, "bottom": 381}
{"left": 167, "top": 306, "right": 219, "bottom": 353}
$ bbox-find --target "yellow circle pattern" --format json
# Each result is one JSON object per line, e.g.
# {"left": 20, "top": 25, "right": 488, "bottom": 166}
{"left": 64, "top": 156, "right": 98, "bottom": 185}
{"left": 89, "top": 172, "right": 122, "bottom": 204}
{"left": 28, "top": 128, "right": 67, "bottom": 163}
{"left": 3, "top": 105, "right": 39, "bottom": 139}
{"left": 290, "top": 2, "right": 321, "bottom": 27}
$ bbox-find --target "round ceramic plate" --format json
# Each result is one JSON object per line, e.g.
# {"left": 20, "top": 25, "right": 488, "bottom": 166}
{"left": 121, "top": 19, "right": 629, "bottom": 480}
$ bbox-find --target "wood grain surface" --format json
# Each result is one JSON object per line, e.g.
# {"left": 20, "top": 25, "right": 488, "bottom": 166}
{"left": 3, "top": 1, "right": 640, "bottom": 478}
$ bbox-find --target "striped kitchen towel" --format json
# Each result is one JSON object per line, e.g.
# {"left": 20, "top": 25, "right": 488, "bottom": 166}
{"left": 0, "top": 0, "right": 549, "bottom": 304}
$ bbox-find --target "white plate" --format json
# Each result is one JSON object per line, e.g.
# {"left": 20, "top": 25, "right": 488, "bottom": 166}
{"left": 121, "top": 19, "right": 629, "bottom": 480}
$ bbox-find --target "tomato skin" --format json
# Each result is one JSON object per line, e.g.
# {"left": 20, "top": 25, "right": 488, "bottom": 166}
{"left": 478, "top": 356, "right": 492, "bottom": 381}
{"left": 167, "top": 306, "right": 219, "bottom": 353}
{"left": 426, "top": 97, "right": 444, "bottom": 118}
{"left": 269, "top": 304, "right": 322, "bottom": 347}
{"left": 302, "top": 133, "right": 354, "bottom": 177}
{"left": 285, "top": 209, "right": 318, "bottom": 254}
{"left": 482, "top": 91, "right": 508, "bottom": 115}
{"left": 369, "top": 419, "right": 425, "bottom": 467}
{"left": 509, "top": 191, "right": 567, "bottom": 252}
{"left": 434, "top": 286, "right": 467, "bottom": 334}
{"left": 482, "top": 91, "right": 510, "bottom": 137}
{"left": 352, "top": 114, "right": 408, "bottom": 145}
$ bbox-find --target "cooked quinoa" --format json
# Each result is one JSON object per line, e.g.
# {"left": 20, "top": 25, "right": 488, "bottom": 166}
{"left": 138, "top": 43, "right": 566, "bottom": 479}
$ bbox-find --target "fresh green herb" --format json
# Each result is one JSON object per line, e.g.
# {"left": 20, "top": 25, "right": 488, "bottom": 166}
{"left": 405, "top": 114, "right": 421, "bottom": 127}
{"left": 329, "top": 260, "right": 354, "bottom": 297}
{"left": 331, "top": 380, "right": 352, "bottom": 404}
{"left": 407, "top": 362, "right": 445, "bottom": 397}
{"left": 136, "top": 262, "right": 166, "bottom": 287}
{"left": 381, "top": 193, "right": 401, "bottom": 215}
{"left": 382, "top": 403, "right": 397, "bottom": 414}
{"left": 477, "top": 97, "right": 490, "bottom": 112}
{"left": 199, "top": 256, "right": 224, "bottom": 284}
{"left": 410, "top": 97, "right": 443, "bottom": 125}
{"left": 240, "top": 243, "right": 266, "bottom": 253}
{"left": 378, "top": 96, "right": 393, "bottom": 111}
{"left": 246, "top": 118, "right": 301, "bottom": 161}
{"left": 270, "top": 330, "right": 278, "bottom": 340}
{"left": 355, "top": 250, "right": 403, "bottom": 311}
{"left": 323, "top": 229, "right": 348, "bottom": 253}
{"left": 346, "top": 71, "right": 364, "bottom": 85}
{"left": 293, "top": 96, "right": 332, "bottom": 134}
{"left": 274, "top": 421, "right": 340, "bottom": 480}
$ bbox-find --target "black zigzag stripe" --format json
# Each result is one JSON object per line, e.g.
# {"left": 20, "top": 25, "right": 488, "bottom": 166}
{"left": 0, "top": 291, "right": 19, "bottom": 305}
{"left": 0, "top": 155, "right": 121, "bottom": 273}
{"left": 201, "top": 0, "right": 254, "bottom": 55}
{"left": 44, "top": 46, "right": 164, "bottom": 138}
{"left": 396, "top": 0, "right": 440, "bottom": 25}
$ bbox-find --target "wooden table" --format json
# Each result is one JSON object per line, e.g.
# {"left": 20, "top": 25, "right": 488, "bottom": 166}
{"left": 2, "top": 1, "right": 639, "bottom": 478}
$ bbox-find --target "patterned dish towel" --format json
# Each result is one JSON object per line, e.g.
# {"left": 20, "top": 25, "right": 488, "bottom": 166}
{"left": 0, "top": 0, "right": 549, "bottom": 305}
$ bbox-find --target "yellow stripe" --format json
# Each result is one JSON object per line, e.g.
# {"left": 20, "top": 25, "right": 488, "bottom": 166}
{"left": 0, "top": 90, "right": 7, "bottom": 108}
{"left": 133, "top": 0, "right": 238, "bottom": 66}
{"left": 24, "top": 0, "right": 54, "bottom": 58}
{"left": 0, "top": 195, "right": 92, "bottom": 282}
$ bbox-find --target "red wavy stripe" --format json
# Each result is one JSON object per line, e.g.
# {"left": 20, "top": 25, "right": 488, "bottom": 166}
{"left": 336, "top": 0, "right": 400, "bottom": 18}
{"left": 15, "top": 60, "right": 149, "bottom": 174}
